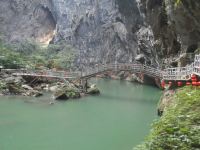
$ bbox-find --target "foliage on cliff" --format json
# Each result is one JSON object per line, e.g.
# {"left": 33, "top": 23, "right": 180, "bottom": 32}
{"left": 175, "top": 0, "right": 182, "bottom": 7}
{"left": 0, "top": 40, "right": 77, "bottom": 70}
{"left": 0, "top": 41, "right": 25, "bottom": 68}
{"left": 135, "top": 86, "right": 200, "bottom": 150}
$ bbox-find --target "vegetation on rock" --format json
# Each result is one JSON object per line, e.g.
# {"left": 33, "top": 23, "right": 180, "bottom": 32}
{"left": 53, "top": 86, "right": 81, "bottom": 100}
{"left": 135, "top": 86, "right": 200, "bottom": 150}
{"left": 0, "top": 39, "right": 77, "bottom": 70}
{"left": 175, "top": 0, "right": 182, "bottom": 6}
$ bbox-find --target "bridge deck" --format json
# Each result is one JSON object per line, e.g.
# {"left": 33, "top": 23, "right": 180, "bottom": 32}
{"left": 7, "top": 54, "right": 200, "bottom": 82}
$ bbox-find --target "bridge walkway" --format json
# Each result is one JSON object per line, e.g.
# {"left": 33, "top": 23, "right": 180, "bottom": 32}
{"left": 7, "top": 54, "right": 200, "bottom": 82}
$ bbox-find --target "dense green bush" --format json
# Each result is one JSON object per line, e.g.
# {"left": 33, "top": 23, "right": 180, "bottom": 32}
{"left": 46, "top": 41, "right": 77, "bottom": 69}
{"left": 175, "top": 0, "right": 182, "bottom": 7}
{"left": 134, "top": 86, "right": 200, "bottom": 150}
{"left": 0, "top": 39, "right": 77, "bottom": 70}
{"left": 0, "top": 42, "right": 26, "bottom": 68}
{"left": 0, "top": 81, "right": 6, "bottom": 90}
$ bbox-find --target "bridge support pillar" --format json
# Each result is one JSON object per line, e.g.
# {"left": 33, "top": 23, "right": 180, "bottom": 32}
{"left": 81, "top": 79, "right": 88, "bottom": 93}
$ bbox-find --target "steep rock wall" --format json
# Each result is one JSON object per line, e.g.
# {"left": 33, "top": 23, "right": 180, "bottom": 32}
{"left": 51, "top": 0, "right": 146, "bottom": 66}
{"left": 0, "top": 0, "right": 199, "bottom": 68}
{"left": 0, "top": 0, "right": 56, "bottom": 45}
{"left": 137, "top": 0, "right": 200, "bottom": 67}
{"left": 0, "top": 0, "right": 148, "bottom": 66}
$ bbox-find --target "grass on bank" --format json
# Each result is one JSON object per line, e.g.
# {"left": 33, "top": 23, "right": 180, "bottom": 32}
{"left": 135, "top": 86, "right": 200, "bottom": 150}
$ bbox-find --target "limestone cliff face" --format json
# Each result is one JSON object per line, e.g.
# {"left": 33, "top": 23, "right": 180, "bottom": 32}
{"left": 0, "top": 0, "right": 147, "bottom": 66}
{"left": 0, "top": 0, "right": 56, "bottom": 45}
{"left": 0, "top": 0, "right": 199, "bottom": 67}
{"left": 137, "top": 0, "right": 200, "bottom": 67}
{"left": 51, "top": 0, "right": 145, "bottom": 65}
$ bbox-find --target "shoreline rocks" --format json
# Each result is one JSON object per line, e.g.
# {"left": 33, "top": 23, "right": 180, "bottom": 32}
{"left": 0, "top": 72, "right": 101, "bottom": 100}
{"left": 53, "top": 86, "right": 81, "bottom": 101}
{"left": 86, "top": 85, "right": 100, "bottom": 95}
{"left": 96, "top": 70, "right": 158, "bottom": 87}
{"left": 157, "top": 89, "right": 175, "bottom": 116}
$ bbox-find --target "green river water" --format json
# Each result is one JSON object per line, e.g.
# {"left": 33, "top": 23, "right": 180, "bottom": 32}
{"left": 0, "top": 79, "right": 161, "bottom": 150}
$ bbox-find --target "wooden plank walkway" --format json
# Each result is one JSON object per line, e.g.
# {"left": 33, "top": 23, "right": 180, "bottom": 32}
{"left": 9, "top": 54, "right": 200, "bottom": 81}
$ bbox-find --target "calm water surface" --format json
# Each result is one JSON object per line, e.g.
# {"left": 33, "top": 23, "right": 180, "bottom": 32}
{"left": 0, "top": 79, "right": 161, "bottom": 150}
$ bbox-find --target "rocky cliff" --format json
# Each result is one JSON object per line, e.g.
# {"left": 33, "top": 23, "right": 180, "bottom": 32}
{"left": 50, "top": 0, "right": 145, "bottom": 66}
{"left": 0, "top": 0, "right": 56, "bottom": 45}
{"left": 138, "top": 0, "right": 200, "bottom": 67}
{"left": 0, "top": 0, "right": 199, "bottom": 67}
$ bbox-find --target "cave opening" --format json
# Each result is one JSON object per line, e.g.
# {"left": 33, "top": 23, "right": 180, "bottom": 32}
{"left": 33, "top": 5, "right": 57, "bottom": 45}
{"left": 187, "top": 44, "right": 198, "bottom": 53}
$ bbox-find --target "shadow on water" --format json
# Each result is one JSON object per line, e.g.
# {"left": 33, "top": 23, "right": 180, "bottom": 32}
{"left": 98, "top": 93, "right": 159, "bottom": 104}
{"left": 92, "top": 79, "right": 162, "bottom": 104}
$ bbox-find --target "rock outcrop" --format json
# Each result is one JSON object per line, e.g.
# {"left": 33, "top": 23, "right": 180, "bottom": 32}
{"left": 86, "top": 84, "right": 100, "bottom": 95}
{"left": 0, "top": 0, "right": 144, "bottom": 66}
{"left": 137, "top": 0, "right": 200, "bottom": 67}
{"left": 0, "top": 0, "right": 200, "bottom": 68}
{"left": 0, "top": 0, "right": 56, "bottom": 45}
{"left": 53, "top": 86, "right": 81, "bottom": 100}
{"left": 0, "top": 75, "right": 43, "bottom": 97}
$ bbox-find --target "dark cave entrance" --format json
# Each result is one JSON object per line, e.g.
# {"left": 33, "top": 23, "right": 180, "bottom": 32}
{"left": 187, "top": 44, "right": 198, "bottom": 53}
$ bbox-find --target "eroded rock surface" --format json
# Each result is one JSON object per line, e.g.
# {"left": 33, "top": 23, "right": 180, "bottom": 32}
{"left": 0, "top": 0, "right": 56, "bottom": 45}
{"left": 0, "top": 0, "right": 200, "bottom": 67}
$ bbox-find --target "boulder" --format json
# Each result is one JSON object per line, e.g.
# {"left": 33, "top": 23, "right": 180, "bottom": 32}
{"left": 7, "top": 83, "right": 24, "bottom": 94}
{"left": 117, "top": 71, "right": 125, "bottom": 79}
{"left": 49, "top": 85, "right": 59, "bottom": 92}
{"left": 24, "top": 89, "right": 43, "bottom": 97}
{"left": 33, "top": 91, "right": 43, "bottom": 97}
{"left": 87, "top": 87, "right": 100, "bottom": 95}
{"left": 53, "top": 90, "right": 68, "bottom": 100}
{"left": 126, "top": 74, "right": 138, "bottom": 82}
{"left": 40, "top": 83, "right": 48, "bottom": 89}
{"left": 65, "top": 88, "right": 81, "bottom": 99}
{"left": 5, "top": 76, "right": 26, "bottom": 95}
{"left": 135, "top": 54, "right": 145, "bottom": 63}
{"left": 157, "top": 90, "right": 175, "bottom": 116}
{"left": 53, "top": 86, "right": 81, "bottom": 100}
{"left": 90, "top": 84, "right": 96, "bottom": 88}
{"left": 5, "top": 76, "right": 24, "bottom": 85}
{"left": 22, "top": 84, "right": 33, "bottom": 90}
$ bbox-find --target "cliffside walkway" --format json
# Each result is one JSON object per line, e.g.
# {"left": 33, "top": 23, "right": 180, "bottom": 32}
{"left": 162, "top": 54, "right": 200, "bottom": 81}
{"left": 10, "top": 54, "right": 200, "bottom": 82}
{"left": 11, "top": 63, "right": 161, "bottom": 80}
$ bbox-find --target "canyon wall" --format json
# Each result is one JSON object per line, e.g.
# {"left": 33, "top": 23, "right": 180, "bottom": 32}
{"left": 0, "top": 0, "right": 56, "bottom": 45}
{"left": 0, "top": 0, "right": 199, "bottom": 67}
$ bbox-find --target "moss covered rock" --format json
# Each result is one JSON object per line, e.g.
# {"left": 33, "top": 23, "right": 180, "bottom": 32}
{"left": 53, "top": 86, "right": 80, "bottom": 100}
{"left": 87, "top": 87, "right": 100, "bottom": 95}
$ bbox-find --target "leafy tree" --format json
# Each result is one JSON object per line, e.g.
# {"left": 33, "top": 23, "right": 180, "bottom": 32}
{"left": 175, "top": 0, "right": 182, "bottom": 7}
{"left": 0, "top": 39, "right": 77, "bottom": 70}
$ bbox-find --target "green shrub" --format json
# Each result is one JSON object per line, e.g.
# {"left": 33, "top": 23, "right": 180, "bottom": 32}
{"left": 175, "top": 0, "right": 182, "bottom": 7}
{"left": 0, "top": 40, "right": 77, "bottom": 70}
{"left": 0, "top": 43, "right": 26, "bottom": 68}
{"left": 0, "top": 81, "right": 6, "bottom": 90}
{"left": 135, "top": 86, "right": 200, "bottom": 149}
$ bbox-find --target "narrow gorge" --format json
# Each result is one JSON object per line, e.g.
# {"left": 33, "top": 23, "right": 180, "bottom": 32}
{"left": 0, "top": 0, "right": 200, "bottom": 150}
{"left": 1, "top": 0, "right": 200, "bottom": 66}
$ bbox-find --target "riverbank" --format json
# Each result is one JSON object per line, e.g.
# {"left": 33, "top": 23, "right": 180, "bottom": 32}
{"left": 0, "top": 71, "right": 100, "bottom": 100}
{"left": 97, "top": 70, "right": 159, "bottom": 87}
{"left": 0, "top": 67, "right": 161, "bottom": 99}
{"left": 135, "top": 86, "right": 200, "bottom": 149}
